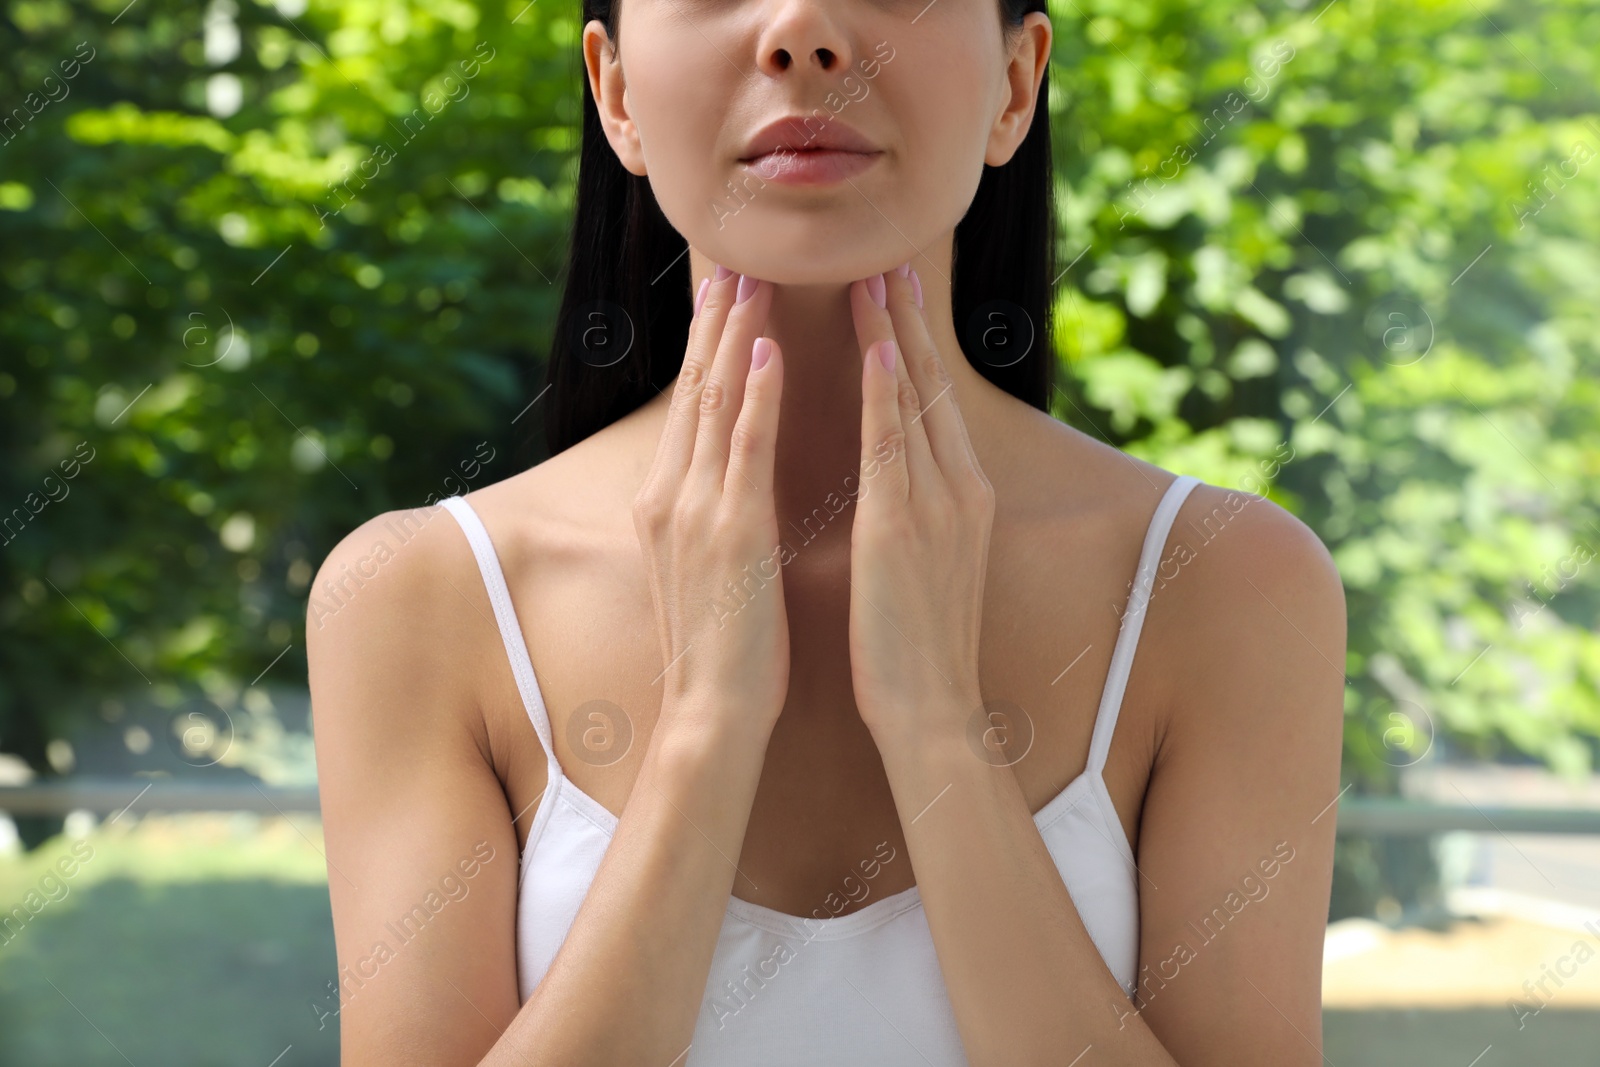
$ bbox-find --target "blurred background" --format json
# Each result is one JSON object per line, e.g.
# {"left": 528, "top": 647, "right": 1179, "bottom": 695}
{"left": 2, "top": 0, "right": 1599, "bottom": 1063}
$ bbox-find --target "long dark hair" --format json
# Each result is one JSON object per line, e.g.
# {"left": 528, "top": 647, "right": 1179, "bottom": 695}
{"left": 539, "top": 0, "right": 1054, "bottom": 458}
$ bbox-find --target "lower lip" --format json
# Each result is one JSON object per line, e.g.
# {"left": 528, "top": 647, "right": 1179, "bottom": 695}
{"left": 740, "top": 149, "right": 882, "bottom": 185}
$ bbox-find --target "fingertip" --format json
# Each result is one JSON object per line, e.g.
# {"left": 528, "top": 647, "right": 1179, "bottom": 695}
{"left": 866, "top": 273, "right": 887, "bottom": 309}
{"left": 752, "top": 336, "right": 774, "bottom": 371}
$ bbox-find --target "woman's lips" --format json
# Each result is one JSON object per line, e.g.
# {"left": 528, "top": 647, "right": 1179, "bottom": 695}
{"left": 740, "top": 147, "right": 883, "bottom": 185}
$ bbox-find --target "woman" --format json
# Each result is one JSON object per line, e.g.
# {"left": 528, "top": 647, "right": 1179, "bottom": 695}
{"left": 307, "top": 0, "right": 1347, "bottom": 1062}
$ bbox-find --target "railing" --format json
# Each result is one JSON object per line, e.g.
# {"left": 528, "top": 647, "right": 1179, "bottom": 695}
{"left": 4, "top": 778, "right": 1600, "bottom": 834}
{"left": 1329, "top": 796, "right": 1600, "bottom": 835}
{"left": 0, "top": 778, "right": 319, "bottom": 815}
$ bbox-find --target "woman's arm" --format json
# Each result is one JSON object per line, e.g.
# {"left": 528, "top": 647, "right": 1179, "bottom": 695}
{"left": 845, "top": 265, "right": 1345, "bottom": 1064}
{"left": 307, "top": 509, "right": 773, "bottom": 1067}
{"left": 310, "top": 266, "right": 791, "bottom": 1066}
{"left": 871, "top": 493, "right": 1346, "bottom": 1066}
{"left": 1098, "top": 493, "right": 1346, "bottom": 1064}
{"left": 308, "top": 509, "right": 525, "bottom": 1066}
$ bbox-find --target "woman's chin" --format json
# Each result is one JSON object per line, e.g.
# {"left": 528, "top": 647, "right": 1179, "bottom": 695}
{"left": 689, "top": 245, "right": 908, "bottom": 289}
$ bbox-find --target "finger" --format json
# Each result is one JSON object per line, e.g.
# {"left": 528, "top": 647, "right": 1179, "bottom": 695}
{"left": 849, "top": 274, "right": 936, "bottom": 494}
{"left": 650, "top": 265, "right": 741, "bottom": 493}
{"left": 724, "top": 336, "right": 783, "bottom": 501}
{"left": 692, "top": 273, "right": 772, "bottom": 498}
{"left": 881, "top": 263, "right": 980, "bottom": 481}
{"left": 858, "top": 327, "right": 909, "bottom": 507}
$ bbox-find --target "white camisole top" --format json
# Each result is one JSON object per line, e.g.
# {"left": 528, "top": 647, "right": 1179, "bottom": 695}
{"left": 439, "top": 473, "right": 1201, "bottom": 1065}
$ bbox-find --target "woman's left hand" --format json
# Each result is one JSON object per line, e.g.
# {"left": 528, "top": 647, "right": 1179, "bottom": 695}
{"left": 846, "top": 264, "right": 996, "bottom": 751}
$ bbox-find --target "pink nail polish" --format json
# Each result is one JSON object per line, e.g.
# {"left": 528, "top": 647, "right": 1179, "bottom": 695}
{"left": 910, "top": 268, "right": 923, "bottom": 310}
{"left": 736, "top": 274, "right": 758, "bottom": 303}
{"left": 867, "top": 273, "right": 886, "bottom": 309}
{"left": 896, "top": 261, "right": 910, "bottom": 278}
{"left": 714, "top": 263, "right": 732, "bottom": 281}
{"left": 693, "top": 277, "right": 710, "bottom": 317}
{"left": 878, "top": 339, "right": 896, "bottom": 372}
{"left": 752, "top": 337, "right": 773, "bottom": 370}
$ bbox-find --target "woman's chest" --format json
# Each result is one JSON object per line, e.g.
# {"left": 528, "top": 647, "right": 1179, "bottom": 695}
{"left": 484, "top": 514, "right": 1172, "bottom": 914}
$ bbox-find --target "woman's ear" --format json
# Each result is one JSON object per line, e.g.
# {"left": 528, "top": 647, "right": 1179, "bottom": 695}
{"left": 985, "top": 13, "right": 1051, "bottom": 168}
{"left": 583, "top": 21, "right": 647, "bottom": 176}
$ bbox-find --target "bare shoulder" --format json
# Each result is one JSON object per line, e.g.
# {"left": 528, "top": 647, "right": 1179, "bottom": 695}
{"left": 1095, "top": 462, "right": 1350, "bottom": 772}
{"left": 305, "top": 499, "right": 503, "bottom": 758}
{"left": 306, "top": 410, "right": 656, "bottom": 778}
{"left": 993, "top": 399, "right": 1344, "bottom": 764}
{"left": 987, "top": 397, "right": 1344, "bottom": 665}
{"left": 1159, "top": 481, "right": 1346, "bottom": 689}
{"left": 305, "top": 394, "right": 651, "bottom": 678}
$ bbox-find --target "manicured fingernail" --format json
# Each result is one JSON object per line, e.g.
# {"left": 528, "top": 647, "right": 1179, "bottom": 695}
{"left": 752, "top": 337, "right": 773, "bottom": 370}
{"left": 895, "top": 261, "right": 910, "bottom": 278}
{"left": 909, "top": 268, "right": 923, "bottom": 309}
{"left": 867, "top": 273, "right": 886, "bottom": 308}
{"left": 736, "top": 274, "right": 758, "bottom": 303}
{"left": 714, "top": 263, "right": 732, "bottom": 281}
{"left": 878, "top": 339, "right": 896, "bottom": 372}
{"left": 693, "top": 276, "right": 710, "bottom": 317}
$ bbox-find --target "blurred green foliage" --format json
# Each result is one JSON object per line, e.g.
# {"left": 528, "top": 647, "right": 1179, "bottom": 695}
{"left": 1, "top": 0, "right": 1597, "bottom": 904}
{"left": 1043, "top": 0, "right": 1600, "bottom": 793}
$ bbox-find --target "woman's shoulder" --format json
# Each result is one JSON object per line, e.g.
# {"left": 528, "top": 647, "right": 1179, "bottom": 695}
{"left": 1006, "top": 402, "right": 1333, "bottom": 587}
{"left": 307, "top": 496, "right": 479, "bottom": 638}
{"left": 1000, "top": 405, "right": 1342, "bottom": 691}
{"left": 1048, "top": 432, "right": 1346, "bottom": 746}
{"left": 304, "top": 495, "right": 499, "bottom": 732}
{"left": 305, "top": 420, "right": 649, "bottom": 696}
{"left": 309, "top": 411, "right": 648, "bottom": 618}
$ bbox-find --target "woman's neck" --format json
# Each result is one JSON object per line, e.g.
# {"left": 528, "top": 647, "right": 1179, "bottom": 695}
{"left": 661, "top": 249, "right": 999, "bottom": 515}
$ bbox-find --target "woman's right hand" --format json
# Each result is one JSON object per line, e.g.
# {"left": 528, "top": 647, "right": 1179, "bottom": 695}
{"left": 632, "top": 266, "right": 789, "bottom": 745}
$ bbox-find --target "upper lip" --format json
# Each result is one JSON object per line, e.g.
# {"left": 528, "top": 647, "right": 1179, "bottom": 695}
{"left": 738, "top": 116, "right": 881, "bottom": 161}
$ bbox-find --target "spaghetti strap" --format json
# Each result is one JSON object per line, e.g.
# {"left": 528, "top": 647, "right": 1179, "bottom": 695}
{"left": 1085, "top": 474, "right": 1202, "bottom": 777}
{"left": 438, "top": 495, "right": 559, "bottom": 774}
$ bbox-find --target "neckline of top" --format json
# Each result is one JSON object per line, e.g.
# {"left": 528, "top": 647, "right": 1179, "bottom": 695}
{"left": 542, "top": 756, "right": 1117, "bottom": 940}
